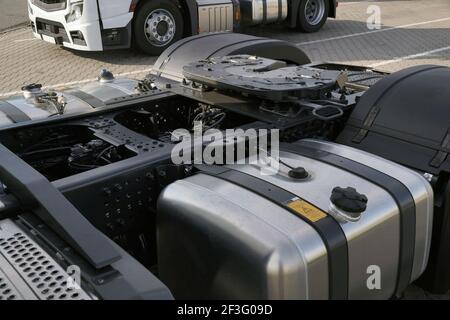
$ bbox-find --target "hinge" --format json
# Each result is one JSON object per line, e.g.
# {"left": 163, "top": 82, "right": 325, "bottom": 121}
{"left": 352, "top": 105, "right": 380, "bottom": 143}
{"left": 430, "top": 128, "right": 450, "bottom": 168}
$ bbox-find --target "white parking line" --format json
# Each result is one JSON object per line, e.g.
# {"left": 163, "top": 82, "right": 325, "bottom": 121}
{"left": 0, "top": 28, "right": 32, "bottom": 42}
{"left": 369, "top": 45, "right": 450, "bottom": 68}
{"left": 14, "top": 38, "right": 37, "bottom": 43}
{"left": 297, "top": 17, "right": 450, "bottom": 45}
{"left": 339, "top": 1, "right": 367, "bottom": 5}
{"left": 0, "top": 68, "right": 154, "bottom": 98}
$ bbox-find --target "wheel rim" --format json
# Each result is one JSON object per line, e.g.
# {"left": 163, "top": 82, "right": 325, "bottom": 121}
{"left": 304, "top": 0, "right": 326, "bottom": 26}
{"left": 144, "top": 9, "right": 176, "bottom": 47}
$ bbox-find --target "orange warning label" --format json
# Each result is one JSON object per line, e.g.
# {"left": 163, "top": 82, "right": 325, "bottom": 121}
{"left": 287, "top": 199, "right": 327, "bottom": 222}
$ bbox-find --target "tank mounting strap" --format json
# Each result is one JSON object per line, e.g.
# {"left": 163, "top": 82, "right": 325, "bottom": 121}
{"left": 0, "top": 101, "right": 32, "bottom": 123}
{"left": 284, "top": 142, "right": 417, "bottom": 297}
{"left": 69, "top": 90, "right": 106, "bottom": 109}
{"left": 195, "top": 164, "right": 349, "bottom": 300}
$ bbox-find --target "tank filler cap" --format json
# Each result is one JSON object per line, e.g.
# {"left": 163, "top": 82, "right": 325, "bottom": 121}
{"left": 98, "top": 69, "right": 115, "bottom": 83}
{"left": 329, "top": 186, "right": 368, "bottom": 222}
{"left": 288, "top": 167, "right": 309, "bottom": 180}
{"left": 21, "top": 83, "right": 43, "bottom": 99}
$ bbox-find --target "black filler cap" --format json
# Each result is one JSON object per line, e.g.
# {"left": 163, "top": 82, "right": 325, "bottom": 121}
{"left": 288, "top": 167, "right": 309, "bottom": 180}
{"left": 21, "top": 83, "right": 42, "bottom": 91}
{"left": 98, "top": 69, "right": 115, "bottom": 82}
{"left": 330, "top": 187, "right": 368, "bottom": 214}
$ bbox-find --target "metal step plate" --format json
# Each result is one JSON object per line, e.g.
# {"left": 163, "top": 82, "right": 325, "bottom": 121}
{"left": 0, "top": 219, "right": 92, "bottom": 300}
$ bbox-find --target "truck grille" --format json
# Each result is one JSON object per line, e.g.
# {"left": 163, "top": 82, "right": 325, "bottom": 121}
{"left": 32, "top": 0, "right": 67, "bottom": 12}
{"left": 0, "top": 219, "right": 92, "bottom": 300}
{"left": 36, "top": 18, "right": 70, "bottom": 44}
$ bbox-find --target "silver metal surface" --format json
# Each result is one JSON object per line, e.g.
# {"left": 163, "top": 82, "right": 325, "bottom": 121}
{"left": 22, "top": 86, "right": 44, "bottom": 100}
{"left": 144, "top": 9, "right": 176, "bottom": 47}
{"left": 328, "top": 202, "right": 363, "bottom": 223}
{"left": 0, "top": 219, "right": 92, "bottom": 300}
{"left": 423, "top": 173, "right": 434, "bottom": 183}
{"left": 240, "top": 0, "right": 288, "bottom": 25}
{"left": 0, "top": 267, "right": 22, "bottom": 300}
{"left": 0, "top": 77, "right": 139, "bottom": 128}
{"left": 304, "top": 0, "right": 326, "bottom": 26}
{"left": 76, "top": 78, "right": 139, "bottom": 101}
{"left": 158, "top": 140, "right": 432, "bottom": 299}
{"left": 197, "top": 0, "right": 233, "bottom": 33}
{"left": 235, "top": 150, "right": 401, "bottom": 299}
{"left": 0, "top": 252, "right": 37, "bottom": 300}
{"left": 159, "top": 140, "right": 433, "bottom": 299}
{"left": 158, "top": 175, "right": 329, "bottom": 299}
{"left": 300, "top": 139, "right": 434, "bottom": 282}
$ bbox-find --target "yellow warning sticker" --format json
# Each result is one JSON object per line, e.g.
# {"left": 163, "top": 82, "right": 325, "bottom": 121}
{"left": 287, "top": 199, "right": 327, "bottom": 222}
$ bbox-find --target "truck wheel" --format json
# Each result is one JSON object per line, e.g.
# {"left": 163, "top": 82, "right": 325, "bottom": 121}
{"left": 297, "top": 0, "right": 329, "bottom": 33}
{"left": 133, "top": 0, "right": 184, "bottom": 55}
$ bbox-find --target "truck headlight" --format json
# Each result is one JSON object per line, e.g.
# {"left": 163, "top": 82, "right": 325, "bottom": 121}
{"left": 66, "top": 1, "right": 84, "bottom": 23}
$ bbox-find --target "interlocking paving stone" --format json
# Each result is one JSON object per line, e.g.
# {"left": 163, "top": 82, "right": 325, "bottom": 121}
{"left": 1, "top": 0, "right": 450, "bottom": 97}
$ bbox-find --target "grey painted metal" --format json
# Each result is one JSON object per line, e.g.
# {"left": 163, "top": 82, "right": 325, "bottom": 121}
{"left": 149, "top": 33, "right": 311, "bottom": 84}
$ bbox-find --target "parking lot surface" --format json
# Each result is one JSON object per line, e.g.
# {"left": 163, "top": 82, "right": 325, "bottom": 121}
{"left": 0, "top": 0, "right": 450, "bottom": 97}
{"left": 0, "top": 0, "right": 27, "bottom": 32}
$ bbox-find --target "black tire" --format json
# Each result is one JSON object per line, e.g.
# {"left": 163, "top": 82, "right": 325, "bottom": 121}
{"left": 297, "top": 0, "right": 329, "bottom": 33}
{"left": 133, "top": 0, "right": 184, "bottom": 55}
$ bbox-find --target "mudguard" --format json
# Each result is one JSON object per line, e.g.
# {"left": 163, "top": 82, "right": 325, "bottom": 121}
{"left": 148, "top": 32, "right": 311, "bottom": 82}
{"left": 338, "top": 65, "right": 450, "bottom": 176}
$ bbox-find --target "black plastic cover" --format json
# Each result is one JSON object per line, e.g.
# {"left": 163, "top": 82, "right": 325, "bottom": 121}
{"left": 330, "top": 187, "right": 368, "bottom": 214}
{"left": 338, "top": 65, "right": 450, "bottom": 175}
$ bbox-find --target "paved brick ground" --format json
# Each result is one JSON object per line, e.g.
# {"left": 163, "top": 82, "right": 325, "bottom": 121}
{"left": 0, "top": 0, "right": 27, "bottom": 31}
{"left": 0, "top": 29, "right": 157, "bottom": 96}
{"left": 1, "top": 0, "right": 450, "bottom": 97}
{"left": 245, "top": 0, "right": 450, "bottom": 71}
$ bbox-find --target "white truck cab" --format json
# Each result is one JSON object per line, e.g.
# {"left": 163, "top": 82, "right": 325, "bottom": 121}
{"left": 28, "top": 0, "right": 337, "bottom": 55}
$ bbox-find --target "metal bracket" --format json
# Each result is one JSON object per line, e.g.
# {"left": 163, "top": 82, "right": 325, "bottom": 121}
{"left": 430, "top": 128, "right": 450, "bottom": 168}
{"left": 352, "top": 105, "right": 380, "bottom": 143}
